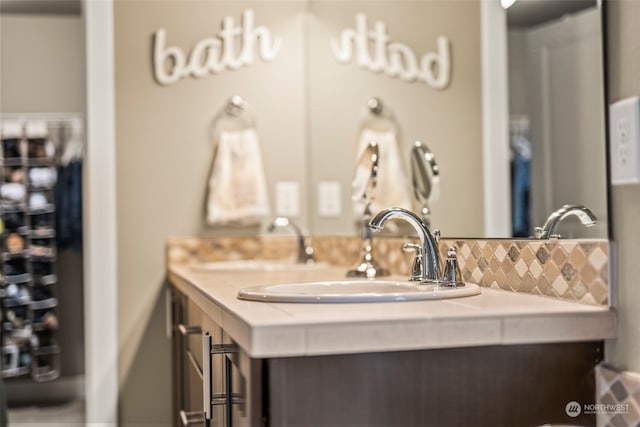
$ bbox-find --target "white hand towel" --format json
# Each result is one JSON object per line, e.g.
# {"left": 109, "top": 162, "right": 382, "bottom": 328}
{"left": 206, "top": 129, "right": 270, "bottom": 226}
{"left": 354, "top": 129, "right": 411, "bottom": 217}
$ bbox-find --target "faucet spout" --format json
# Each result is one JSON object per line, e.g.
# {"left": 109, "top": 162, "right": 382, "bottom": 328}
{"left": 268, "top": 217, "right": 315, "bottom": 264}
{"left": 534, "top": 204, "right": 597, "bottom": 239}
{"left": 369, "top": 207, "right": 441, "bottom": 282}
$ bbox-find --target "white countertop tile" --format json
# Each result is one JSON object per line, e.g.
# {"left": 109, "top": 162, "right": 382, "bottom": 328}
{"left": 169, "top": 263, "right": 616, "bottom": 358}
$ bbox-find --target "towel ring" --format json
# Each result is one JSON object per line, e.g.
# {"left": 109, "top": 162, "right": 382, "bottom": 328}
{"left": 368, "top": 97, "right": 384, "bottom": 115}
{"left": 225, "top": 95, "right": 245, "bottom": 116}
{"left": 361, "top": 96, "right": 398, "bottom": 134}
{"left": 210, "top": 96, "right": 257, "bottom": 143}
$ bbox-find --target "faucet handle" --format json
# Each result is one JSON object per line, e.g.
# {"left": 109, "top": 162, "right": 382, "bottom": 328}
{"left": 441, "top": 246, "right": 464, "bottom": 287}
{"left": 534, "top": 226, "right": 561, "bottom": 239}
{"left": 533, "top": 226, "right": 544, "bottom": 239}
{"left": 402, "top": 243, "right": 423, "bottom": 282}
{"left": 433, "top": 229, "right": 441, "bottom": 243}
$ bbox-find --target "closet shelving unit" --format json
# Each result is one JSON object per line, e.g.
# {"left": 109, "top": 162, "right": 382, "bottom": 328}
{"left": 0, "top": 115, "right": 70, "bottom": 382}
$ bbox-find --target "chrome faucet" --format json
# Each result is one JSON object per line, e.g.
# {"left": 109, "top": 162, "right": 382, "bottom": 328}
{"left": 347, "top": 141, "right": 389, "bottom": 278}
{"left": 268, "top": 217, "right": 315, "bottom": 264}
{"left": 534, "top": 204, "right": 597, "bottom": 239}
{"left": 369, "top": 207, "right": 441, "bottom": 283}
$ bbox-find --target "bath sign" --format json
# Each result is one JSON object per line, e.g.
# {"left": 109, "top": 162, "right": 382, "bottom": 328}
{"left": 153, "top": 9, "right": 282, "bottom": 85}
{"left": 330, "top": 13, "right": 452, "bottom": 89}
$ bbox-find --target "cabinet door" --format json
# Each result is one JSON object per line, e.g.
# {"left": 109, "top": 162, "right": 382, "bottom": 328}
{"left": 225, "top": 349, "right": 263, "bottom": 427}
{"left": 173, "top": 288, "right": 262, "bottom": 427}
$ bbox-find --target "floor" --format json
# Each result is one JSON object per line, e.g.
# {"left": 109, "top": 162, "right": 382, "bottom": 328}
{"left": 7, "top": 400, "right": 85, "bottom": 426}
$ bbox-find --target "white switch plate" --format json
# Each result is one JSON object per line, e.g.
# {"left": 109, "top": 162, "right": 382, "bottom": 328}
{"left": 610, "top": 96, "right": 640, "bottom": 185}
{"left": 275, "top": 181, "right": 300, "bottom": 217}
{"left": 318, "top": 181, "right": 342, "bottom": 217}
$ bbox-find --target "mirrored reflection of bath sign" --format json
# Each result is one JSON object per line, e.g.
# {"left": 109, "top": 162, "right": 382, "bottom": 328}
{"left": 330, "top": 13, "right": 452, "bottom": 89}
{"left": 152, "top": 9, "right": 282, "bottom": 85}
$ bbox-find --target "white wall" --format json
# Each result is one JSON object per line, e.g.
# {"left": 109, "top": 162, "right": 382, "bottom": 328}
{"left": 524, "top": 8, "right": 608, "bottom": 238}
{"left": 606, "top": 0, "right": 640, "bottom": 375}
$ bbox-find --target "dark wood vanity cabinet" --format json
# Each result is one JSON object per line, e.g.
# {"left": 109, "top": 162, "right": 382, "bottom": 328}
{"left": 171, "top": 286, "right": 602, "bottom": 427}
{"left": 171, "top": 288, "right": 262, "bottom": 427}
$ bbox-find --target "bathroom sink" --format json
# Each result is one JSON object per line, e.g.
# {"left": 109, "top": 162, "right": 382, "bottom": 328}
{"left": 191, "top": 260, "right": 329, "bottom": 272}
{"left": 237, "top": 280, "right": 481, "bottom": 303}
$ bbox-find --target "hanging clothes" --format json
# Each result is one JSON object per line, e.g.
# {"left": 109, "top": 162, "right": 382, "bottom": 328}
{"left": 55, "top": 118, "right": 83, "bottom": 251}
{"left": 511, "top": 127, "right": 532, "bottom": 238}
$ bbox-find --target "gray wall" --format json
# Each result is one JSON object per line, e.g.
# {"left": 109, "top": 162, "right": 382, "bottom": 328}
{"left": 606, "top": 0, "right": 640, "bottom": 374}
{"left": 0, "top": 15, "right": 85, "bottom": 378}
{"left": 507, "top": 30, "right": 529, "bottom": 117}
{"left": 0, "top": 15, "right": 85, "bottom": 113}
{"left": 113, "top": 1, "right": 482, "bottom": 425}
{"left": 114, "top": 2, "right": 308, "bottom": 425}
{"left": 308, "top": 1, "right": 483, "bottom": 236}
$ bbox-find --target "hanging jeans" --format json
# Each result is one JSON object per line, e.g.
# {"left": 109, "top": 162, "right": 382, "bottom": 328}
{"left": 55, "top": 160, "right": 83, "bottom": 252}
{"left": 512, "top": 155, "right": 530, "bottom": 237}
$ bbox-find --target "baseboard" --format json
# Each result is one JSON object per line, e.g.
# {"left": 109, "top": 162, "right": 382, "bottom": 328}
{"left": 5, "top": 374, "right": 84, "bottom": 406}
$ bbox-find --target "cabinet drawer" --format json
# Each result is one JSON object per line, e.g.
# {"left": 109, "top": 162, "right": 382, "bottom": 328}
{"left": 185, "top": 349, "right": 204, "bottom": 413}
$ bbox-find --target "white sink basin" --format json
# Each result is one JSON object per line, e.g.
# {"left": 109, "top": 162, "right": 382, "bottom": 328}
{"left": 237, "top": 280, "right": 481, "bottom": 303}
{"left": 191, "top": 260, "right": 329, "bottom": 272}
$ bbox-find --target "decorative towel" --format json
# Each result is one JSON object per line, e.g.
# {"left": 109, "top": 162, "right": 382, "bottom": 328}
{"left": 354, "top": 129, "right": 411, "bottom": 217}
{"left": 206, "top": 128, "right": 270, "bottom": 226}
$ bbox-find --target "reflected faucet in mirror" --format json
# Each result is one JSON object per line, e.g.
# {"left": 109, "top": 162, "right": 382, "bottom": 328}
{"left": 268, "top": 217, "right": 315, "bottom": 264}
{"left": 534, "top": 205, "right": 597, "bottom": 239}
{"left": 348, "top": 141, "right": 389, "bottom": 278}
{"left": 410, "top": 141, "right": 440, "bottom": 227}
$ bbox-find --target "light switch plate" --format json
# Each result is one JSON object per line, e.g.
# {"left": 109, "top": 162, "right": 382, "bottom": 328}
{"left": 610, "top": 96, "right": 640, "bottom": 185}
{"left": 275, "top": 181, "right": 300, "bottom": 217}
{"left": 318, "top": 181, "right": 342, "bottom": 217}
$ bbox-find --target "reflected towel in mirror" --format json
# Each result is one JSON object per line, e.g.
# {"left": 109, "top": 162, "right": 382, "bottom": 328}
{"left": 353, "top": 128, "right": 411, "bottom": 217}
{"left": 206, "top": 129, "right": 270, "bottom": 225}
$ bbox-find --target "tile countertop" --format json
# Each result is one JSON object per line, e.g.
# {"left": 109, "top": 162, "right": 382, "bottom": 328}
{"left": 168, "top": 264, "right": 617, "bottom": 359}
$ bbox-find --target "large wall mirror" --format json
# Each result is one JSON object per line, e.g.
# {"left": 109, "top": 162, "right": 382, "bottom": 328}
{"left": 307, "top": 0, "right": 608, "bottom": 239}
{"left": 505, "top": 0, "right": 608, "bottom": 239}
{"left": 108, "top": 0, "right": 609, "bottom": 240}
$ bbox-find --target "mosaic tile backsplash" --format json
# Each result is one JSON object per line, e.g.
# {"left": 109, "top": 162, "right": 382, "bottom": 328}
{"left": 167, "top": 235, "right": 610, "bottom": 306}
{"left": 596, "top": 364, "right": 640, "bottom": 426}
